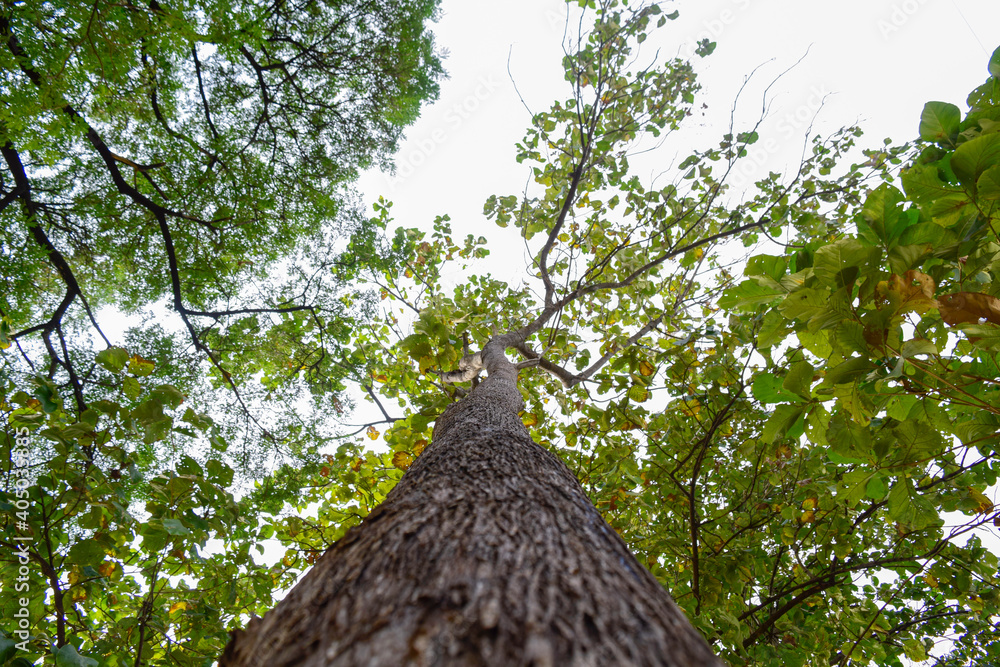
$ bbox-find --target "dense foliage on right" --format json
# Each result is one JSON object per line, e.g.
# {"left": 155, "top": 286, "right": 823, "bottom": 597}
{"left": 711, "top": 48, "right": 1000, "bottom": 664}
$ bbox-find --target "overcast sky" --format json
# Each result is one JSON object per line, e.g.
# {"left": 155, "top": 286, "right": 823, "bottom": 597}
{"left": 357, "top": 0, "right": 1000, "bottom": 284}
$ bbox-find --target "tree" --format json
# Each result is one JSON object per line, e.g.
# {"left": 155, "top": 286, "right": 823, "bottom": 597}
{"left": 4, "top": 1, "right": 999, "bottom": 666}
{"left": 0, "top": 0, "right": 442, "bottom": 663}
{"left": 1, "top": 0, "right": 441, "bottom": 454}
{"left": 221, "top": 330, "right": 721, "bottom": 665}
{"left": 223, "top": 3, "right": 1000, "bottom": 666}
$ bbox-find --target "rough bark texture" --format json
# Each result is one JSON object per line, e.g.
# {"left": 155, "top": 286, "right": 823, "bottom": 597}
{"left": 221, "top": 337, "right": 721, "bottom": 666}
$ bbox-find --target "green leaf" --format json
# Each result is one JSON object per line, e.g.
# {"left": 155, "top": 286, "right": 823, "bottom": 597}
{"left": 827, "top": 414, "right": 872, "bottom": 463}
{"left": 55, "top": 645, "right": 99, "bottom": 667}
{"left": 959, "top": 323, "right": 1000, "bottom": 348}
{"left": 161, "top": 518, "right": 191, "bottom": 535}
{"left": 762, "top": 404, "right": 806, "bottom": 442}
{"left": 918, "top": 101, "right": 960, "bottom": 143}
{"left": 0, "top": 634, "right": 16, "bottom": 662}
{"left": 858, "top": 184, "right": 906, "bottom": 247}
{"left": 902, "top": 639, "right": 928, "bottom": 662}
{"left": 96, "top": 347, "right": 129, "bottom": 373}
{"left": 901, "top": 164, "right": 960, "bottom": 206}
{"left": 834, "top": 321, "right": 869, "bottom": 355}
{"left": 822, "top": 356, "right": 875, "bottom": 386}
{"left": 951, "top": 133, "right": 1000, "bottom": 190}
{"left": 780, "top": 288, "right": 830, "bottom": 321}
{"left": 812, "top": 239, "right": 880, "bottom": 290}
{"left": 139, "top": 522, "right": 170, "bottom": 551}
{"left": 989, "top": 45, "right": 1000, "bottom": 78}
{"left": 842, "top": 470, "right": 875, "bottom": 507}
{"left": 68, "top": 539, "right": 106, "bottom": 565}
{"left": 892, "top": 419, "right": 945, "bottom": 461}
{"left": 782, "top": 360, "right": 815, "bottom": 400}
{"left": 150, "top": 384, "right": 186, "bottom": 410}
{"left": 718, "top": 280, "right": 781, "bottom": 311}
{"left": 976, "top": 164, "right": 1000, "bottom": 200}
{"left": 131, "top": 399, "right": 165, "bottom": 425}
{"left": 752, "top": 373, "right": 803, "bottom": 404}
{"left": 122, "top": 375, "right": 142, "bottom": 399}
{"left": 745, "top": 254, "right": 786, "bottom": 281}
{"left": 865, "top": 474, "right": 888, "bottom": 500}
{"left": 887, "top": 243, "right": 932, "bottom": 275}
{"left": 887, "top": 478, "right": 939, "bottom": 530}
{"left": 900, "top": 338, "right": 937, "bottom": 357}
{"left": 207, "top": 459, "right": 235, "bottom": 486}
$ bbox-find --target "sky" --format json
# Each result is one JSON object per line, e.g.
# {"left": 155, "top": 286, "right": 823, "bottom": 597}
{"left": 357, "top": 0, "right": 1000, "bottom": 286}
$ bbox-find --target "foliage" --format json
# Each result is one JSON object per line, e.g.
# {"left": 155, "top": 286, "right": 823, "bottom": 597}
{"left": 286, "top": 4, "right": 1000, "bottom": 666}
{"left": 3, "top": 0, "right": 1000, "bottom": 665}
{"left": 0, "top": 0, "right": 442, "bottom": 663}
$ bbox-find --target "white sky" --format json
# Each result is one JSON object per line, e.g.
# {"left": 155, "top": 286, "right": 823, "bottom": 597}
{"left": 358, "top": 0, "right": 1000, "bottom": 284}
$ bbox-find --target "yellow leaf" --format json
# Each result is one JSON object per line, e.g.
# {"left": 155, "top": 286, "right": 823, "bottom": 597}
{"left": 392, "top": 451, "right": 414, "bottom": 470}
{"left": 799, "top": 510, "right": 816, "bottom": 524}
{"left": 878, "top": 270, "right": 936, "bottom": 314}
{"left": 169, "top": 601, "right": 187, "bottom": 614}
{"left": 638, "top": 360, "right": 655, "bottom": 377}
{"left": 97, "top": 562, "right": 116, "bottom": 578}
{"left": 128, "top": 353, "right": 156, "bottom": 376}
{"left": 366, "top": 425, "right": 379, "bottom": 440}
{"left": 627, "top": 385, "right": 650, "bottom": 403}
{"left": 968, "top": 486, "right": 995, "bottom": 514}
{"left": 802, "top": 497, "right": 818, "bottom": 510}
{"left": 522, "top": 412, "right": 539, "bottom": 427}
{"left": 923, "top": 574, "right": 938, "bottom": 588}
{"left": 680, "top": 399, "right": 701, "bottom": 417}
{"left": 412, "top": 439, "right": 428, "bottom": 456}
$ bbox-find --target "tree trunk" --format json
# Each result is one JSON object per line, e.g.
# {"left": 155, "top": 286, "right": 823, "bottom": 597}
{"left": 221, "top": 336, "right": 721, "bottom": 666}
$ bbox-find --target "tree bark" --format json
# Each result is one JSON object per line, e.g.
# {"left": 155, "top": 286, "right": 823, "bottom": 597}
{"left": 220, "top": 336, "right": 721, "bottom": 666}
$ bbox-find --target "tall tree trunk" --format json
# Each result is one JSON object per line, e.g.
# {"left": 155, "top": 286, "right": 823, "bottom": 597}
{"left": 221, "top": 335, "right": 720, "bottom": 666}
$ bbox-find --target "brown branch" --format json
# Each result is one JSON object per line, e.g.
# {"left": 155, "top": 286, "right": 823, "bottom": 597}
{"left": 110, "top": 152, "right": 165, "bottom": 171}
{"left": 143, "top": 48, "right": 225, "bottom": 169}
{"left": 538, "top": 158, "right": 588, "bottom": 306}
{"left": 512, "top": 341, "right": 578, "bottom": 386}
{"left": 191, "top": 43, "right": 220, "bottom": 140}
{"left": 1, "top": 143, "right": 82, "bottom": 342}
{"left": 742, "top": 576, "right": 843, "bottom": 648}
{"left": 569, "top": 312, "right": 665, "bottom": 387}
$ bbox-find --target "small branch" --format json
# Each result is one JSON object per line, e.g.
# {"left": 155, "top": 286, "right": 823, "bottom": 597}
{"left": 569, "top": 312, "right": 665, "bottom": 387}
{"left": 363, "top": 383, "right": 394, "bottom": 423}
{"left": 513, "top": 341, "right": 578, "bottom": 386}
{"left": 110, "top": 152, "right": 165, "bottom": 171}
{"left": 191, "top": 43, "right": 220, "bottom": 140}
